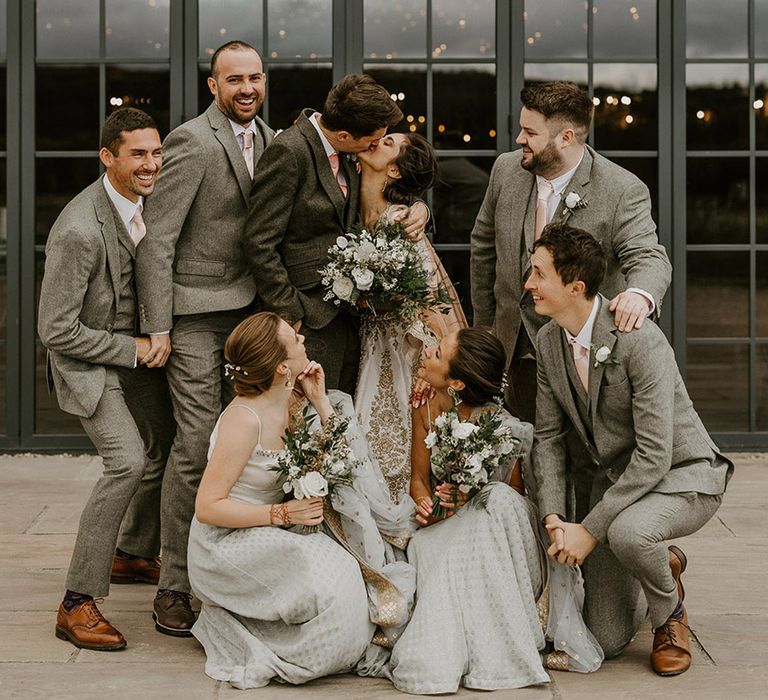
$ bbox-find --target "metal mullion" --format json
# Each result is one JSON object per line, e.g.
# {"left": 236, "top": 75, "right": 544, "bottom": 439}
{"left": 597, "top": 150, "right": 658, "bottom": 157}
{"left": 587, "top": 0, "right": 594, "bottom": 146}
{"left": 495, "top": 0, "right": 511, "bottom": 154}
{"left": 168, "top": 0, "right": 186, "bottom": 128}
{"left": 712, "top": 433, "right": 768, "bottom": 450}
{"left": 35, "top": 151, "right": 99, "bottom": 158}
{"left": 331, "top": 0, "right": 346, "bottom": 83}
{"left": 749, "top": 0, "right": 757, "bottom": 431}
{"left": 686, "top": 150, "right": 752, "bottom": 157}
{"left": 426, "top": 0, "right": 433, "bottom": 144}
{"left": 35, "top": 57, "right": 168, "bottom": 65}
{"left": 434, "top": 149, "right": 496, "bottom": 157}
{"left": 183, "top": 0, "right": 198, "bottom": 121}
{"left": 523, "top": 58, "right": 656, "bottom": 64}
{"left": 688, "top": 337, "right": 756, "bottom": 344}
{"left": 262, "top": 0, "right": 270, "bottom": 122}
{"left": 687, "top": 244, "right": 768, "bottom": 251}
{"left": 344, "top": 0, "right": 363, "bottom": 75}
{"left": 510, "top": 0, "right": 525, "bottom": 149}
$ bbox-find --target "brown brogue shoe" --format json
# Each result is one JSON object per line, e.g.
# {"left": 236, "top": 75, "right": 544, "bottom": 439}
{"left": 55, "top": 600, "right": 126, "bottom": 651}
{"left": 110, "top": 553, "right": 161, "bottom": 585}
{"left": 153, "top": 589, "right": 195, "bottom": 637}
{"left": 668, "top": 545, "right": 687, "bottom": 602}
{"left": 651, "top": 604, "right": 692, "bottom": 676}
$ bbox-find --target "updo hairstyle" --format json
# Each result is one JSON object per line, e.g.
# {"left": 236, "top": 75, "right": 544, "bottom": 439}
{"left": 447, "top": 327, "right": 507, "bottom": 407}
{"left": 384, "top": 132, "right": 439, "bottom": 205}
{"left": 224, "top": 312, "right": 288, "bottom": 396}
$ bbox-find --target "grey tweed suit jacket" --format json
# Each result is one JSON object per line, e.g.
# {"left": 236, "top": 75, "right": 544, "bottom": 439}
{"left": 532, "top": 295, "right": 733, "bottom": 542}
{"left": 470, "top": 146, "right": 672, "bottom": 356}
{"left": 137, "top": 103, "right": 274, "bottom": 333}
{"left": 38, "top": 179, "right": 137, "bottom": 418}
{"left": 244, "top": 108, "right": 360, "bottom": 329}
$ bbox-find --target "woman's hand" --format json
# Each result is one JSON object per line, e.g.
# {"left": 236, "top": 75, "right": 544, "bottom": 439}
{"left": 410, "top": 376, "right": 435, "bottom": 408}
{"left": 297, "top": 360, "right": 333, "bottom": 423}
{"left": 284, "top": 497, "right": 324, "bottom": 526}
{"left": 435, "top": 483, "right": 471, "bottom": 511}
{"left": 414, "top": 496, "right": 433, "bottom": 526}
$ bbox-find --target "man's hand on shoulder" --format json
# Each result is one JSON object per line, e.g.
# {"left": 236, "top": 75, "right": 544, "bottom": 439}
{"left": 609, "top": 290, "right": 652, "bottom": 332}
{"left": 404, "top": 201, "right": 430, "bottom": 240}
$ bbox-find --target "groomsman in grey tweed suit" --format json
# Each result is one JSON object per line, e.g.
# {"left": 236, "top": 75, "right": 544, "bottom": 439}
{"left": 39, "top": 108, "right": 174, "bottom": 650}
{"left": 470, "top": 82, "right": 671, "bottom": 424}
{"left": 529, "top": 223, "right": 732, "bottom": 675}
{"left": 244, "top": 74, "right": 428, "bottom": 394}
{"left": 136, "top": 41, "right": 273, "bottom": 635}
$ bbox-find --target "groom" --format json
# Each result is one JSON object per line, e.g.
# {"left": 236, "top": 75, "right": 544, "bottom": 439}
{"left": 529, "top": 223, "right": 732, "bottom": 675}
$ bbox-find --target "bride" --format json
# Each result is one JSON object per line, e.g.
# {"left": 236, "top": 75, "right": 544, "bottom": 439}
{"left": 390, "top": 327, "right": 603, "bottom": 694}
{"left": 354, "top": 132, "right": 466, "bottom": 509}
{"left": 187, "top": 312, "right": 414, "bottom": 689}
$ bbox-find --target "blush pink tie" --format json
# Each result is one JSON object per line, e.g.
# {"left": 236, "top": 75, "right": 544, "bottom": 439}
{"left": 570, "top": 339, "right": 590, "bottom": 392}
{"left": 129, "top": 204, "right": 146, "bottom": 247}
{"left": 328, "top": 152, "right": 348, "bottom": 198}
{"left": 240, "top": 130, "right": 255, "bottom": 178}
{"left": 534, "top": 179, "right": 554, "bottom": 240}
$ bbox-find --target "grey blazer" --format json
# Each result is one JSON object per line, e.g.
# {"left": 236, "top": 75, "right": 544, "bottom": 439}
{"left": 137, "top": 102, "right": 274, "bottom": 333}
{"left": 38, "top": 179, "right": 137, "bottom": 418}
{"left": 244, "top": 108, "right": 361, "bottom": 329}
{"left": 470, "top": 146, "right": 672, "bottom": 355}
{"left": 532, "top": 296, "right": 733, "bottom": 542}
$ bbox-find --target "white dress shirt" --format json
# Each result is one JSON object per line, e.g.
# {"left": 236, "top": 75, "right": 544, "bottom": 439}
{"left": 564, "top": 295, "right": 601, "bottom": 354}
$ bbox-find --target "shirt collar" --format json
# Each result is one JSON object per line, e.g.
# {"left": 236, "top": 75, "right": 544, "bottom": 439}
{"left": 536, "top": 147, "right": 585, "bottom": 197}
{"left": 564, "top": 295, "right": 601, "bottom": 350}
{"left": 309, "top": 112, "right": 337, "bottom": 158}
{"left": 102, "top": 173, "right": 143, "bottom": 231}
{"left": 229, "top": 118, "right": 256, "bottom": 139}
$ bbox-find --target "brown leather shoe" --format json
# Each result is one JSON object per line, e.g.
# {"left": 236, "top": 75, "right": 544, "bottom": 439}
{"left": 153, "top": 589, "right": 195, "bottom": 637}
{"left": 668, "top": 545, "right": 687, "bottom": 602}
{"left": 110, "top": 553, "right": 161, "bottom": 585}
{"left": 651, "top": 604, "right": 692, "bottom": 676}
{"left": 55, "top": 599, "right": 126, "bottom": 651}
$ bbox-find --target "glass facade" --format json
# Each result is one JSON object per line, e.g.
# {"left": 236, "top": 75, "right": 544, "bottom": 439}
{"left": 0, "top": 1, "right": 764, "bottom": 449}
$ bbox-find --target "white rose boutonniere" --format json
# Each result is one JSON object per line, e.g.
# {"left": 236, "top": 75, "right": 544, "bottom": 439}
{"left": 593, "top": 345, "right": 619, "bottom": 368}
{"left": 562, "top": 191, "right": 588, "bottom": 220}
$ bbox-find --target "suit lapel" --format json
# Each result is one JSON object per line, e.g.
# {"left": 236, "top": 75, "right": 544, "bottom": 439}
{"left": 340, "top": 154, "right": 360, "bottom": 228}
{"left": 560, "top": 329, "right": 589, "bottom": 408}
{"left": 520, "top": 177, "right": 538, "bottom": 281}
{"left": 297, "top": 110, "right": 346, "bottom": 226}
{"left": 94, "top": 185, "right": 122, "bottom": 305}
{"left": 588, "top": 295, "right": 619, "bottom": 424}
{"left": 206, "top": 103, "right": 252, "bottom": 205}
{"left": 554, "top": 145, "right": 594, "bottom": 223}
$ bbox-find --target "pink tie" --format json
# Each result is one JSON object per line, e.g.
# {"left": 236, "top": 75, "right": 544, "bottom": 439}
{"left": 534, "top": 179, "right": 554, "bottom": 240}
{"left": 129, "top": 204, "right": 146, "bottom": 247}
{"left": 328, "top": 152, "right": 348, "bottom": 198}
{"left": 570, "top": 339, "right": 590, "bottom": 392}
{"left": 240, "top": 130, "right": 255, "bottom": 178}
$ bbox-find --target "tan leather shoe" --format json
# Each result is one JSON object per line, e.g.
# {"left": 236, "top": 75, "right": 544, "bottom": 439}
{"left": 651, "top": 604, "right": 692, "bottom": 676}
{"left": 668, "top": 545, "right": 687, "bottom": 602}
{"left": 153, "top": 589, "right": 195, "bottom": 637}
{"left": 55, "top": 600, "right": 126, "bottom": 651}
{"left": 110, "top": 553, "right": 161, "bottom": 585}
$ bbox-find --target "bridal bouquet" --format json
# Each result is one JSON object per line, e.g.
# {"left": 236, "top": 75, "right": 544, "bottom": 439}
{"left": 272, "top": 405, "right": 357, "bottom": 532}
{"left": 319, "top": 220, "right": 450, "bottom": 321}
{"left": 426, "top": 407, "right": 522, "bottom": 519}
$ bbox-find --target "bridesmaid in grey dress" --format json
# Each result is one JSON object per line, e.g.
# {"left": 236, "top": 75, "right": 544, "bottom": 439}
{"left": 390, "top": 328, "right": 602, "bottom": 694}
{"left": 187, "top": 312, "right": 375, "bottom": 689}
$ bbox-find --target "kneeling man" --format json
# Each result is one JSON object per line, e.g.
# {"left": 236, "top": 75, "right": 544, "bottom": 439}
{"left": 529, "top": 222, "right": 732, "bottom": 675}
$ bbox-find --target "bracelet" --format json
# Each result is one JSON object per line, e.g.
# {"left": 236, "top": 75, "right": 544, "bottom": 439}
{"left": 280, "top": 503, "right": 291, "bottom": 526}
{"left": 269, "top": 504, "right": 277, "bottom": 526}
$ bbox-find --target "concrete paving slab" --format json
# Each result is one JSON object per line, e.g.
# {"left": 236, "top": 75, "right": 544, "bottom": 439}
{"left": 0, "top": 612, "right": 76, "bottom": 662}
{"left": 0, "top": 534, "right": 75, "bottom": 571}
{"left": 692, "top": 613, "right": 768, "bottom": 667}
{"left": 0, "top": 454, "right": 101, "bottom": 481}
{"left": 0, "top": 504, "right": 45, "bottom": 535}
{"left": 27, "top": 504, "right": 84, "bottom": 535}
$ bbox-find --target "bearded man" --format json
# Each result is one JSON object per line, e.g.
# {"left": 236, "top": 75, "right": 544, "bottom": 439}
{"left": 470, "top": 81, "right": 671, "bottom": 425}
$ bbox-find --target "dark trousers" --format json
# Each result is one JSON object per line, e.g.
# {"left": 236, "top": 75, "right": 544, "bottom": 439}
{"left": 302, "top": 311, "right": 361, "bottom": 395}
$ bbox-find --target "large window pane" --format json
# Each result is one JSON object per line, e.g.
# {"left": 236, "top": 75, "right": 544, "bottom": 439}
{"left": 687, "top": 344, "right": 749, "bottom": 432}
{"left": 0, "top": 66, "right": 6, "bottom": 150}
{"left": 687, "top": 0, "right": 748, "bottom": 59}
{"left": 686, "top": 64, "right": 749, "bottom": 150}
{"left": 758, "top": 0, "right": 768, "bottom": 58}
{"left": 757, "top": 252, "right": 768, "bottom": 337}
{"left": 431, "top": 249, "right": 472, "bottom": 322}
{"left": 524, "top": 63, "right": 588, "bottom": 90}
{"left": 106, "top": 0, "right": 169, "bottom": 58}
{"left": 364, "top": 65, "right": 426, "bottom": 135}
{"left": 431, "top": 0, "right": 494, "bottom": 59}
{"left": 364, "top": 0, "right": 426, "bottom": 60}
{"left": 0, "top": 157, "right": 5, "bottom": 434}
{"left": 36, "top": 158, "right": 101, "bottom": 247}
{"left": 106, "top": 65, "right": 171, "bottom": 136}
{"left": 758, "top": 158, "right": 768, "bottom": 244}
{"left": 593, "top": 0, "right": 656, "bottom": 59}
{"left": 268, "top": 0, "right": 332, "bottom": 59}
{"left": 687, "top": 158, "right": 748, "bottom": 244}
{"left": 524, "top": 0, "right": 587, "bottom": 59}
{"left": 687, "top": 251, "right": 749, "bottom": 338}
{"left": 756, "top": 64, "right": 768, "bottom": 150}
{"left": 267, "top": 63, "right": 332, "bottom": 131}
{"left": 756, "top": 345, "right": 768, "bottom": 430}
{"left": 433, "top": 156, "right": 493, "bottom": 244}
{"left": 0, "top": 0, "right": 6, "bottom": 59}
{"left": 37, "top": 0, "right": 100, "bottom": 59}
{"left": 593, "top": 64, "right": 657, "bottom": 150}
{"left": 36, "top": 66, "right": 100, "bottom": 151}
{"left": 199, "top": 0, "right": 264, "bottom": 58}
{"left": 433, "top": 65, "right": 495, "bottom": 150}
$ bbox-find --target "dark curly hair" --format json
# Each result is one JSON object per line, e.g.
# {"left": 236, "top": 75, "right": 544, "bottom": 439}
{"left": 383, "top": 133, "right": 439, "bottom": 205}
{"left": 448, "top": 327, "right": 507, "bottom": 407}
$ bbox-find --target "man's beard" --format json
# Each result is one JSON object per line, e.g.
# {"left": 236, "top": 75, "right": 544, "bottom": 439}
{"left": 521, "top": 141, "right": 563, "bottom": 179}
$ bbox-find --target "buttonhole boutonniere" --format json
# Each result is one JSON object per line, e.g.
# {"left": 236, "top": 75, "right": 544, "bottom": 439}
{"left": 562, "top": 191, "right": 588, "bottom": 220}
{"left": 593, "top": 345, "right": 619, "bottom": 368}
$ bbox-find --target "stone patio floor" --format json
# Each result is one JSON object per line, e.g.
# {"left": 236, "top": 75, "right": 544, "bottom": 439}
{"left": 1, "top": 452, "right": 766, "bottom": 699}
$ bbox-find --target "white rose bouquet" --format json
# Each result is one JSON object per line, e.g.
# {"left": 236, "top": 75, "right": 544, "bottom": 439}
{"left": 319, "top": 219, "right": 452, "bottom": 321}
{"left": 426, "top": 406, "right": 522, "bottom": 519}
{"left": 272, "top": 404, "right": 357, "bottom": 533}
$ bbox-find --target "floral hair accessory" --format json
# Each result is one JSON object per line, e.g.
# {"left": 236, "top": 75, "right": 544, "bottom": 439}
{"left": 224, "top": 362, "right": 249, "bottom": 379}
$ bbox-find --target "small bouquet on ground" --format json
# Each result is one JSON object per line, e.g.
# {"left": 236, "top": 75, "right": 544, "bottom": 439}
{"left": 319, "top": 219, "right": 452, "bottom": 321}
{"left": 426, "top": 407, "right": 522, "bottom": 520}
{"left": 272, "top": 404, "right": 358, "bottom": 533}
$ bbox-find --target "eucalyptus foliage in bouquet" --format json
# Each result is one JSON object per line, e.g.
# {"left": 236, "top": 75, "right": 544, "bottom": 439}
{"left": 319, "top": 219, "right": 451, "bottom": 321}
{"left": 272, "top": 404, "right": 357, "bottom": 532}
{"left": 426, "top": 407, "right": 522, "bottom": 520}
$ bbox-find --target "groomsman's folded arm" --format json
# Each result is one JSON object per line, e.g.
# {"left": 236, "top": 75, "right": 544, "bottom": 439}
{"left": 244, "top": 142, "right": 304, "bottom": 324}
{"left": 38, "top": 229, "right": 136, "bottom": 368}
{"left": 137, "top": 128, "right": 206, "bottom": 335}
{"left": 580, "top": 330, "right": 676, "bottom": 542}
